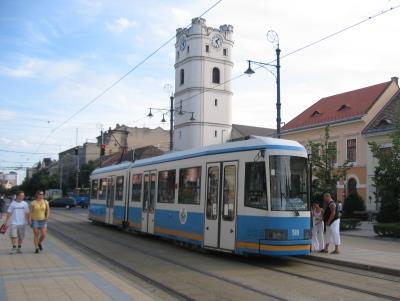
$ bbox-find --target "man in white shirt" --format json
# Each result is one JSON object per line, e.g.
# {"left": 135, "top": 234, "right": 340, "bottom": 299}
{"left": 5, "top": 191, "right": 30, "bottom": 254}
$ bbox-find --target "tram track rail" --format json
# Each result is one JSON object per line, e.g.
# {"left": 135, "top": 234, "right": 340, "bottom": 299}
{"left": 51, "top": 210, "right": 400, "bottom": 301}
{"left": 50, "top": 212, "right": 290, "bottom": 301}
{"left": 56, "top": 210, "right": 400, "bottom": 282}
{"left": 49, "top": 225, "right": 194, "bottom": 301}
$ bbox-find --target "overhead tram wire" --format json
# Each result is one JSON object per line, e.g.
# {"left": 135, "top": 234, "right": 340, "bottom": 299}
{"left": 153, "top": 4, "right": 400, "bottom": 113}
{"left": 31, "top": 0, "right": 224, "bottom": 158}
{"left": 26, "top": 2, "right": 399, "bottom": 164}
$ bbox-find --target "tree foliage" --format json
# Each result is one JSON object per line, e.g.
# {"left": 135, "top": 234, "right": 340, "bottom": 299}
{"left": 343, "top": 192, "right": 365, "bottom": 217}
{"left": 20, "top": 169, "right": 59, "bottom": 196}
{"left": 308, "top": 126, "right": 352, "bottom": 200}
{"left": 369, "top": 106, "right": 400, "bottom": 223}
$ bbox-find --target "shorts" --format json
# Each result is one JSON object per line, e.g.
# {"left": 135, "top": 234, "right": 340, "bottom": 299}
{"left": 32, "top": 220, "right": 47, "bottom": 229}
{"left": 326, "top": 219, "right": 341, "bottom": 245}
{"left": 9, "top": 224, "right": 26, "bottom": 239}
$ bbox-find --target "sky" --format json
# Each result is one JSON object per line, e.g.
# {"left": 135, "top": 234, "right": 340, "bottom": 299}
{"left": 1, "top": 0, "right": 400, "bottom": 183}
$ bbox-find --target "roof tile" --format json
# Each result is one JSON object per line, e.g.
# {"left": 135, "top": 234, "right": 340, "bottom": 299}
{"left": 283, "top": 81, "right": 391, "bottom": 131}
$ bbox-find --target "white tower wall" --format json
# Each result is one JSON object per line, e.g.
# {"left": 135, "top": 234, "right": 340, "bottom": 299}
{"left": 173, "top": 18, "right": 234, "bottom": 151}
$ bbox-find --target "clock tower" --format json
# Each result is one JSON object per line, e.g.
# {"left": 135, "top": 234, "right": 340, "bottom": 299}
{"left": 174, "top": 18, "right": 234, "bottom": 151}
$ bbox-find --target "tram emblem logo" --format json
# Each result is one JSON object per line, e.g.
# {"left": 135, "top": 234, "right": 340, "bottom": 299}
{"left": 179, "top": 207, "right": 188, "bottom": 224}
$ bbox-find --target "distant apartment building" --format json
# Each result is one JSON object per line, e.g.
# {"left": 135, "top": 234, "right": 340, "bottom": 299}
{"left": 59, "top": 142, "right": 98, "bottom": 189}
{"left": 282, "top": 77, "right": 399, "bottom": 209}
{"left": 0, "top": 171, "right": 18, "bottom": 189}
{"left": 98, "top": 125, "right": 169, "bottom": 154}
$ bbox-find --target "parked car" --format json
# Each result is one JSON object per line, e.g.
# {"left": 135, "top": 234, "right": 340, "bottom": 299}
{"left": 49, "top": 197, "right": 76, "bottom": 209}
{"left": 73, "top": 195, "right": 89, "bottom": 208}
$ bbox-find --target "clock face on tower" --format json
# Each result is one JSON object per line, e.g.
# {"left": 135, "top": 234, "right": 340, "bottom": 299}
{"left": 211, "top": 34, "right": 223, "bottom": 48}
{"left": 179, "top": 36, "right": 187, "bottom": 51}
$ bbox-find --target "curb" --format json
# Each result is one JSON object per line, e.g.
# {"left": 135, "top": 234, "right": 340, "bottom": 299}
{"left": 300, "top": 255, "right": 400, "bottom": 277}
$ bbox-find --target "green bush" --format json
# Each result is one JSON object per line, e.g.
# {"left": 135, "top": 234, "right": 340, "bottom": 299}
{"left": 340, "top": 218, "right": 362, "bottom": 230}
{"left": 373, "top": 223, "right": 400, "bottom": 238}
{"left": 343, "top": 193, "right": 365, "bottom": 217}
{"left": 376, "top": 195, "right": 400, "bottom": 223}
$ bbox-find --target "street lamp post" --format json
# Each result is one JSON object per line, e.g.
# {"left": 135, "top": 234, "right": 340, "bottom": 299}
{"left": 244, "top": 30, "right": 281, "bottom": 138}
{"left": 147, "top": 84, "right": 196, "bottom": 152}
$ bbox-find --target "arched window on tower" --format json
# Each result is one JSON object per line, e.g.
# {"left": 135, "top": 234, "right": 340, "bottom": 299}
{"left": 180, "top": 69, "right": 184, "bottom": 85}
{"left": 212, "top": 67, "right": 220, "bottom": 84}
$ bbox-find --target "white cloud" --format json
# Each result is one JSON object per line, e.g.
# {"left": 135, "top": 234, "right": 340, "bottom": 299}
{"left": 106, "top": 17, "right": 137, "bottom": 33}
{"left": 0, "top": 109, "right": 17, "bottom": 121}
{"left": 0, "top": 58, "right": 81, "bottom": 79}
{"left": 171, "top": 8, "right": 192, "bottom": 26}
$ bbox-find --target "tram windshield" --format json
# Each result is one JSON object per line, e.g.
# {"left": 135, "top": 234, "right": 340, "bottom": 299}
{"left": 269, "top": 155, "right": 308, "bottom": 211}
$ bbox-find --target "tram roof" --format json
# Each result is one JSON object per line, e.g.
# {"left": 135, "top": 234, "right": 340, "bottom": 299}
{"left": 91, "top": 137, "right": 305, "bottom": 176}
{"left": 91, "top": 161, "right": 132, "bottom": 175}
{"left": 133, "top": 136, "right": 305, "bottom": 168}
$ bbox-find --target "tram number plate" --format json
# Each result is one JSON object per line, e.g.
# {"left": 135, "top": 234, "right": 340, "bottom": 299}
{"left": 292, "top": 229, "right": 300, "bottom": 237}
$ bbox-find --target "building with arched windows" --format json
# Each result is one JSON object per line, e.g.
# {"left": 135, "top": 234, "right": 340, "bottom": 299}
{"left": 281, "top": 77, "right": 399, "bottom": 210}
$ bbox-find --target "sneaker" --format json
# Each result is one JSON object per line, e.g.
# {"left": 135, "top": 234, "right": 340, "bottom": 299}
{"left": 38, "top": 244, "right": 43, "bottom": 251}
{"left": 9, "top": 248, "right": 17, "bottom": 255}
{"left": 17, "top": 248, "right": 22, "bottom": 254}
{"left": 35, "top": 248, "right": 39, "bottom": 254}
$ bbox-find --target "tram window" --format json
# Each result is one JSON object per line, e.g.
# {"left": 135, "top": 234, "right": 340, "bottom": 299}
{"left": 98, "top": 178, "right": 107, "bottom": 200}
{"left": 158, "top": 170, "right": 176, "bottom": 203}
{"left": 178, "top": 167, "right": 201, "bottom": 205}
{"left": 116, "top": 176, "right": 124, "bottom": 201}
{"left": 91, "top": 179, "right": 99, "bottom": 199}
{"left": 143, "top": 174, "right": 149, "bottom": 210}
{"left": 107, "top": 177, "right": 115, "bottom": 201}
{"left": 206, "top": 166, "right": 219, "bottom": 220}
{"left": 131, "top": 174, "right": 142, "bottom": 202}
{"left": 244, "top": 162, "right": 267, "bottom": 210}
{"left": 222, "top": 165, "right": 236, "bottom": 221}
{"left": 269, "top": 156, "right": 308, "bottom": 211}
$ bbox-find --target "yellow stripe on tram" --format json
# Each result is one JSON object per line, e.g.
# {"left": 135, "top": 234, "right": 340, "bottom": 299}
{"left": 236, "top": 241, "right": 310, "bottom": 251}
{"left": 154, "top": 227, "right": 203, "bottom": 241}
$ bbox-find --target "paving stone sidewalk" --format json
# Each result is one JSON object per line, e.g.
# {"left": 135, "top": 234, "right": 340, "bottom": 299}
{"left": 0, "top": 218, "right": 160, "bottom": 301}
{"left": 308, "top": 221, "right": 400, "bottom": 276}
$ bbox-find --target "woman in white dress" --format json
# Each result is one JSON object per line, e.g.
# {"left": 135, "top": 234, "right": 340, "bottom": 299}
{"left": 311, "top": 201, "right": 324, "bottom": 252}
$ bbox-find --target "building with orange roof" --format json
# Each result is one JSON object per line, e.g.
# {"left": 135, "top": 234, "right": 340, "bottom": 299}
{"left": 282, "top": 77, "right": 399, "bottom": 208}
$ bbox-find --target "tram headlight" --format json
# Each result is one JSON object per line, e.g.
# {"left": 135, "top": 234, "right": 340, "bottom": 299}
{"left": 266, "top": 229, "right": 288, "bottom": 240}
{"left": 304, "top": 229, "right": 312, "bottom": 240}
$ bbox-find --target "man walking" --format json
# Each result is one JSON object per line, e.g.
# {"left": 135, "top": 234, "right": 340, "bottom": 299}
{"left": 322, "top": 192, "right": 341, "bottom": 254}
{"left": 4, "top": 191, "right": 30, "bottom": 254}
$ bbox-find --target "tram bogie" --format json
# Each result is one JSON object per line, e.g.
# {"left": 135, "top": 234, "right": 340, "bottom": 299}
{"left": 89, "top": 137, "right": 311, "bottom": 256}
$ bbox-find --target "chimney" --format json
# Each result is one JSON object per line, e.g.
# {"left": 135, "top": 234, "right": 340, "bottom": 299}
{"left": 391, "top": 76, "right": 398, "bottom": 85}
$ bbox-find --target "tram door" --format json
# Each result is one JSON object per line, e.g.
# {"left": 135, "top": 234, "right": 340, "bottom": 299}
{"left": 141, "top": 171, "right": 156, "bottom": 234}
{"left": 106, "top": 176, "right": 115, "bottom": 224}
{"left": 204, "top": 162, "right": 238, "bottom": 250}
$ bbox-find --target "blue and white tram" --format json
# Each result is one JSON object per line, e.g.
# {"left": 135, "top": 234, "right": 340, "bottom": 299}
{"left": 89, "top": 137, "right": 311, "bottom": 256}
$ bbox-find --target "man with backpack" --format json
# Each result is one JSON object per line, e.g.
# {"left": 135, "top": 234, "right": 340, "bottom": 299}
{"left": 321, "top": 192, "right": 341, "bottom": 254}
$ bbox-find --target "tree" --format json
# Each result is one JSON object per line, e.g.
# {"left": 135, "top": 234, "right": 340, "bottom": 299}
{"left": 78, "top": 161, "right": 97, "bottom": 188}
{"left": 308, "top": 126, "right": 352, "bottom": 200}
{"left": 21, "top": 169, "right": 59, "bottom": 196}
{"left": 369, "top": 106, "right": 400, "bottom": 223}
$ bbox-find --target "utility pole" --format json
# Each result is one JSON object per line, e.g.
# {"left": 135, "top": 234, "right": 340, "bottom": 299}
{"left": 75, "top": 128, "right": 79, "bottom": 189}
{"left": 169, "top": 95, "right": 174, "bottom": 151}
{"left": 59, "top": 161, "right": 63, "bottom": 190}
{"left": 99, "top": 129, "right": 104, "bottom": 168}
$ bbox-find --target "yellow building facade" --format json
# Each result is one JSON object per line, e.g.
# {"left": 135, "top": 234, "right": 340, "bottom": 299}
{"left": 282, "top": 77, "right": 399, "bottom": 208}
